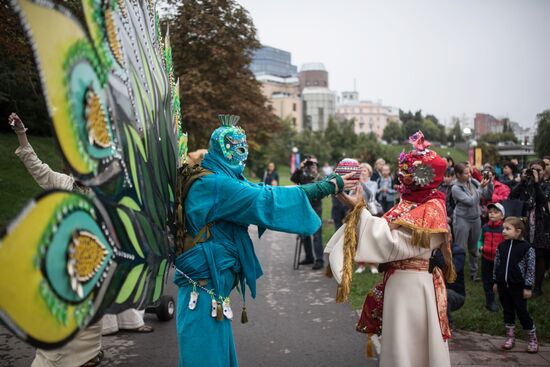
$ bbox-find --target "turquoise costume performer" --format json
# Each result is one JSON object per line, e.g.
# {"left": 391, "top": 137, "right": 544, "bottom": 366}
{"left": 174, "top": 115, "right": 344, "bottom": 366}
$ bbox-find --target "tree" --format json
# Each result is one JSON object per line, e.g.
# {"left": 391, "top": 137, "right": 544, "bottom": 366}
{"left": 253, "top": 117, "right": 297, "bottom": 173}
{"left": 534, "top": 110, "right": 550, "bottom": 157}
{"left": 414, "top": 110, "right": 424, "bottom": 122}
{"left": 295, "top": 129, "right": 331, "bottom": 164}
{"left": 399, "top": 109, "right": 415, "bottom": 124}
{"left": 0, "top": 0, "right": 84, "bottom": 135}
{"left": 479, "top": 142, "right": 499, "bottom": 165}
{"left": 421, "top": 119, "right": 440, "bottom": 141}
{"left": 478, "top": 132, "right": 518, "bottom": 145}
{"left": 356, "top": 132, "right": 383, "bottom": 164}
{"left": 425, "top": 114, "right": 439, "bottom": 125}
{"left": 402, "top": 119, "right": 424, "bottom": 140}
{"left": 382, "top": 120, "right": 402, "bottom": 142}
{"left": 168, "top": 0, "right": 278, "bottom": 168}
{"left": 502, "top": 118, "right": 512, "bottom": 133}
{"left": 447, "top": 118, "right": 464, "bottom": 144}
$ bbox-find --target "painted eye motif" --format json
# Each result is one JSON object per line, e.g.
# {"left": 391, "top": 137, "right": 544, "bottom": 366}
{"left": 226, "top": 136, "right": 239, "bottom": 145}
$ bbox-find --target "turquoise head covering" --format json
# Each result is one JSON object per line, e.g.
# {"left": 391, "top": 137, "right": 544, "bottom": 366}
{"left": 202, "top": 115, "right": 248, "bottom": 179}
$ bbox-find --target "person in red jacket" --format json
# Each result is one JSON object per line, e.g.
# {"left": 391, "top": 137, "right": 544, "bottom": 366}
{"left": 480, "top": 167, "right": 511, "bottom": 224}
{"left": 478, "top": 203, "right": 505, "bottom": 311}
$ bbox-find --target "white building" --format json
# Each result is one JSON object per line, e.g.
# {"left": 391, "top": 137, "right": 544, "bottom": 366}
{"left": 336, "top": 92, "right": 400, "bottom": 138}
{"left": 299, "top": 63, "right": 336, "bottom": 131}
{"left": 510, "top": 121, "right": 535, "bottom": 145}
{"left": 256, "top": 74, "right": 303, "bottom": 131}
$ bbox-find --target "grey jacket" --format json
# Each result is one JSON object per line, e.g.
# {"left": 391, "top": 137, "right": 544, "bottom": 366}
{"left": 15, "top": 144, "right": 74, "bottom": 190}
{"left": 452, "top": 179, "right": 482, "bottom": 221}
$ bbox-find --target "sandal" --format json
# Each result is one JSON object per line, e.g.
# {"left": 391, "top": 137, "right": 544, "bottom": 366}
{"left": 80, "top": 350, "right": 104, "bottom": 367}
{"left": 125, "top": 324, "right": 154, "bottom": 333}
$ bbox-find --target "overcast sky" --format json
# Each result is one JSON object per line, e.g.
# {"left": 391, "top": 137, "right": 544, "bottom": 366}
{"left": 236, "top": 0, "right": 550, "bottom": 128}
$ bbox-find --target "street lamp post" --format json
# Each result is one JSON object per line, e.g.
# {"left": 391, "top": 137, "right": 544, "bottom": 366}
{"left": 291, "top": 147, "right": 300, "bottom": 173}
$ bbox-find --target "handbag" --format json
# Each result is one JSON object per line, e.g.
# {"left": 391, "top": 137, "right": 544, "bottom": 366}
{"left": 367, "top": 197, "right": 383, "bottom": 216}
{"left": 428, "top": 248, "right": 445, "bottom": 273}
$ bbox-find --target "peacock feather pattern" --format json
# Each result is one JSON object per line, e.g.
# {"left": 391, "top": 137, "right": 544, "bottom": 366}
{"left": 0, "top": 0, "right": 186, "bottom": 348}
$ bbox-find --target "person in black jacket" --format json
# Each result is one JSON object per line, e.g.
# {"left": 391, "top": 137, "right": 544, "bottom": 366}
{"left": 438, "top": 167, "right": 456, "bottom": 230}
{"left": 291, "top": 156, "right": 324, "bottom": 270}
{"left": 509, "top": 159, "right": 550, "bottom": 297}
{"left": 492, "top": 217, "right": 537, "bottom": 353}
{"left": 446, "top": 241, "right": 465, "bottom": 329}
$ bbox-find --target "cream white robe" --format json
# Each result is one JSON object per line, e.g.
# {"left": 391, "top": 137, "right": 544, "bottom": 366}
{"left": 16, "top": 144, "right": 102, "bottom": 366}
{"left": 325, "top": 208, "right": 451, "bottom": 367}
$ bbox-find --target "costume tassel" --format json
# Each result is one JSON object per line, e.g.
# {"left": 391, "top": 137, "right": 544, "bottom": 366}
{"left": 241, "top": 306, "right": 248, "bottom": 324}
{"left": 216, "top": 302, "right": 223, "bottom": 321}
{"left": 366, "top": 334, "right": 374, "bottom": 358}
{"left": 325, "top": 263, "right": 333, "bottom": 278}
{"left": 338, "top": 199, "right": 366, "bottom": 304}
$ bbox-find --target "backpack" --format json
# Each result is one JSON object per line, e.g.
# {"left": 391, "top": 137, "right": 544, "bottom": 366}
{"left": 175, "top": 164, "right": 213, "bottom": 256}
{"left": 446, "top": 186, "right": 456, "bottom": 216}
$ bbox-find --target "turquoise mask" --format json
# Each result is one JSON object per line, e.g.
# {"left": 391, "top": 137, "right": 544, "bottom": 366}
{"left": 210, "top": 115, "right": 248, "bottom": 166}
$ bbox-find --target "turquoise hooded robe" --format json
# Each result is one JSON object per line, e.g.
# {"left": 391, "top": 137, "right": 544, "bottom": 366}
{"left": 174, "top": 144, "right": 321, "bottom": 366}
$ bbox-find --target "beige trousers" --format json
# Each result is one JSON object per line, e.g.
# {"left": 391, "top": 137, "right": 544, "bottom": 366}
{"left": 101, "top": 308, "right": 144, "bottom": 335}
{"left": 31, "top": 321, "right": 102, "bottom": 367}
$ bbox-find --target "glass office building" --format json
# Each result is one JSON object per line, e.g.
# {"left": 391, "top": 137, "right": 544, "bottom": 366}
{"left": 250, "top": 46, "right": 298, "bottom": 78}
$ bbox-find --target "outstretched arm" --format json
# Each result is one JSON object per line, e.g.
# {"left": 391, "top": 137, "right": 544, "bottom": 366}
{"left": 9, "top": 113, "right": 74, "bottom": 191}
{"left": 8, "top": 113, "right": 29, "bottom": 148}
{"left": 189, "top": 173, "right": 351, "bottom": 236}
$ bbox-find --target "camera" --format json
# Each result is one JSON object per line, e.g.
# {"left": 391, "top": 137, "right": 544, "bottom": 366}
{"left": 302, "top": 156, "right": 318, "bottom": 168}
{"left": 525, "top": 168, "right": 534, "bottom": 177}
{"left": 482, "top": 170, "right": 491, "bottom": 180}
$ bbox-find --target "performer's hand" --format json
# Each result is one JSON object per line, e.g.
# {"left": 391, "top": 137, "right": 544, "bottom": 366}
{"left": 523, "top": 289, "right": 532, "bottom": 299}
{"left": 493, "top": 284, "right": 498, "bottom": 294}
{"left": 8, "top": 112, "right": 29, "bottom": 147}
{"left": 532, "top": 170, "right": 540, "bottom": 183}
{"left": 8, "top": 113, "right": 25, "bottom": 132}
{"left": 336, "top": 192, "right": 357, "bottom": 208}
{"left": 341, "top": 173, "right": 357, "bottom": 191}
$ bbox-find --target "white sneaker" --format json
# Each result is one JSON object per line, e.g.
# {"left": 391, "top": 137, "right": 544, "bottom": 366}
{"left": 355, "top": 266, "right": 366, "bottom": 274}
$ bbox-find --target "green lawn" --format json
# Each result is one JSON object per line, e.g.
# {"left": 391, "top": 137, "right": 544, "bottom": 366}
{"left": 349, "top": 266, "right": 550, "bottom": 342}
{"left": 0, "top": 133, "right": 63, "bottom": 228}
{"left": 273, "top": 166, "right": 550, "bottom": 343}
{"left": 1, "top": 134, "right": 548, "bottom": 341}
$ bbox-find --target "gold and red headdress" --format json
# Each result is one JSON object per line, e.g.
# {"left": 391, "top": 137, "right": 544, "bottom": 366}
{"left": 384, "top": 131, "right": 450, "bottom": 247}
{"left": 396, "top": 131, "right": 447, "bottom": 201}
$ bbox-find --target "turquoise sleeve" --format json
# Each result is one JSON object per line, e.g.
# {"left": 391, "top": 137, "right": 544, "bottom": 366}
{"left": 299, "top": 174, "right": 344, "bottom": 202}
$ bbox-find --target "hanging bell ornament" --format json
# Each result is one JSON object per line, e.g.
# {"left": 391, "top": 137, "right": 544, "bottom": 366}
{"left": 188, "top": 291, "right": 199, "bottom": 310}
{"left": 211, "top": 299, "right": 217, "bottom": 318}
{"left": 222, "top": 298, "right": 233, "bottom": 320}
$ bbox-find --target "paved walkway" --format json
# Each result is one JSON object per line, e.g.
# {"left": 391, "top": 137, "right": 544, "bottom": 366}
{"left": 449, "top": 330, "right": 550, "bottom": 366}
{"left": 238, "top": 228, "right": 549, "bottom": 367}
{"left": 0, "top": 228, "right": 547, "bottom": 366}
